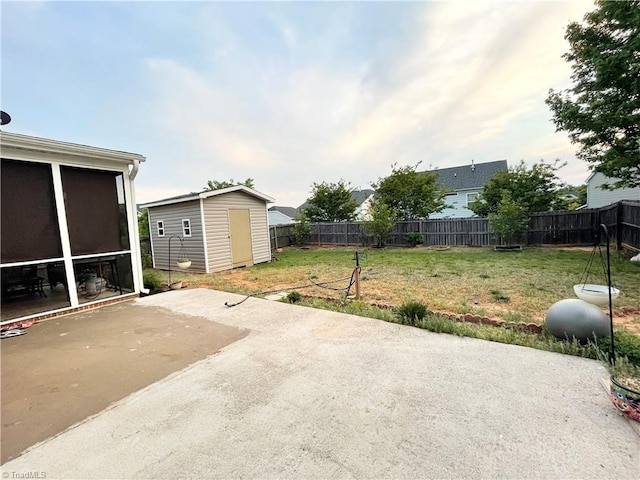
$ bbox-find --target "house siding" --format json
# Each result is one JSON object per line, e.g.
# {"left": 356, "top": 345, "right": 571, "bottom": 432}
{"left": 148, "top": 200, "right": 206, "bottom": 272}
{"left": 431, "top": 188, "right": 480, "bottom": 219}
{"left": 587, "top": 173, "right": 640, "bottom": 208}
{"left": 268, "top": 210, "right": 294, "bottom": 225}
{"left": 202, "top": 191, "right": 271, "bottom": 273}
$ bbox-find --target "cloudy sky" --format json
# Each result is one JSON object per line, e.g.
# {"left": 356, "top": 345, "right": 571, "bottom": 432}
{"left": 3, "top": 0, "right": 595, "bottom": 207}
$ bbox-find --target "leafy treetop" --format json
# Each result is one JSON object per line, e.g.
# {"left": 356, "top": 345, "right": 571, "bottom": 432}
{"left": 546, "top": 0, "right": 640, "bottom": 189}
{"left": 469, "top": 160, "right": 567, "bottom": 217}
{"left": 303, "top": 180, "right": 358, "bottom": 222}
{"left": 371, "top": 162, "right": 447, "bottom": 220}
{"left": 204, "top": 178, "right": 255, "bottom": 191}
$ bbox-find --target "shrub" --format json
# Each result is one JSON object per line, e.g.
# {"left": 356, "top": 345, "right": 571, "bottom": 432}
{"left": 285, "top": 291, "right": 302, "bottom": 304}
{"left": 405, "top": 232, "right": 423, "bottom": 247}
{"left": 141, "top": 253, "right": 153, "bottom": 269}
{"left": 397, "top": 301, "right": 428, "bottom": 325}
{"left": 143, "top": 271, "right": 163, "bottom": 291}
{"left": 363, "top": 200, "right": 396, "bottom": 247}
{"left": 597, "top": 330, "right": 640, "bottom": 366}
{"left": 293, "top": 213, "right": 311, "bottom": 246}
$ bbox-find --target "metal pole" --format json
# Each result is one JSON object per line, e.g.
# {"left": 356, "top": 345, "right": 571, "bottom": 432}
{"left": 601, "top": 224, "right": 615, "bottom": 365}
{"left": 354, "top": 251, "right": 361, "bottom": 300}
{"left": 168, "top": 236, "right": 172, "bottom": 286}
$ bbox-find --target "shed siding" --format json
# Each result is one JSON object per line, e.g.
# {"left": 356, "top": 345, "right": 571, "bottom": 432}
{"left": 251, "top": 206, "right": 271, "bottom": 264}
{"left": 148, "top": 200, "right": 206, "bottom": 272}
{"left": 202, "top": 191, "right": 271, "bottom": 272}
{"left": 587, "top": 173, "right": 640, "bottom": 208}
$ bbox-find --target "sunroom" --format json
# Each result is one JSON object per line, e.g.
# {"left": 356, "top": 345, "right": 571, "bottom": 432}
{"left": 1, "top": 132, "right": 146, "bottom": 325}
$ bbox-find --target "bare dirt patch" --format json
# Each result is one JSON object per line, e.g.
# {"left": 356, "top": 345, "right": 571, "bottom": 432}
{"left": 1, "top": 301, "right": 247, "bottom": 464}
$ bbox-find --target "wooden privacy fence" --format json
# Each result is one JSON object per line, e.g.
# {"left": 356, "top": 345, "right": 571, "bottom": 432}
{"left": 269, "top": 201, "right": 640, "bottom": 252}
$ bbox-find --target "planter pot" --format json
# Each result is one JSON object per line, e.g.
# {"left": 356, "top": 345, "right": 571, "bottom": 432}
{"left": 573, "top": 284, "right": 620, "bottom": 306}
{"left": 610, "top": 376, "right": 640, "bottom": 422}
{"left": 176, "top": 260, "right": 191, "bottom": 269}
{"left": 169, "top": 281, "right": 183, "bottom": 290}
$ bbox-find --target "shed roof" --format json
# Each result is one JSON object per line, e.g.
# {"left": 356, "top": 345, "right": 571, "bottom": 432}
{"left": 141, "top": 185, "right": 275, "bottom": 208}
{"left": 425, "top": 160, "right": 508, "bottom": 191}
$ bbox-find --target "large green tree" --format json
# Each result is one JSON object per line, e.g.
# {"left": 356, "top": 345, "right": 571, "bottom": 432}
{"left": 372, "top": 162, "right": 447, "bottom": 220}
{"left": 303, "top": 180, "right": 358, "bottom": 222}
{"left": 469, "top": 160, "right": 567, "bottom": 217}
{"left": 204, "top": 178, "right": 255, "bottom": 191}
{"left": 546, "top": 0, "right": 640, "bottom": 189}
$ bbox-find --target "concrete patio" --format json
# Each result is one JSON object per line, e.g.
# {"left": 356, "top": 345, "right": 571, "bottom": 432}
{"left": 2, "top": 288, "right": 639, "bottom": 479}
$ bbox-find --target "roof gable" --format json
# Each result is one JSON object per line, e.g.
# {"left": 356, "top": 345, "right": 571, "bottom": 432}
{"left": 140, "top": 185, "right": 275, "bottom": 208}
{"left": 425, "top": 160, "right": 508, "bottom": 191}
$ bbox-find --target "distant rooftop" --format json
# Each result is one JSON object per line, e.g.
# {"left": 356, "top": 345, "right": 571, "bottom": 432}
{"left": 268, "top": 205, "right": 299, "bottom": 218}
{"left": 298, "top": 189, "right": 374, "bottom": 211}
{"left": 424, "top": 160, "right": 508, "bottom": 190}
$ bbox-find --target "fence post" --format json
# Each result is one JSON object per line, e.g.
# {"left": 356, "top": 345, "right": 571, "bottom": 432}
{"left": 616, "top": 201, "right": 623, "bottom": 250}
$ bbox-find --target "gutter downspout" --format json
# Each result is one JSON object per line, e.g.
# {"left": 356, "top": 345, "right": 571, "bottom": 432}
{"left": 129, "top": 159, "right": 150, "bottom": 294}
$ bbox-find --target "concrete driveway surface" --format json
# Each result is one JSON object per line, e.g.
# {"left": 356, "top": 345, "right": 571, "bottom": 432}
{"left": 2, "top": 288, "right": 639, "bottom": 479}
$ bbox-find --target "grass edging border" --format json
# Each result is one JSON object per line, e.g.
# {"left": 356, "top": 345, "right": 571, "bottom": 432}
{"left": 300, "top": 292, "right": 543, "bottom": 334}
{"left": 284, "top": 292, "right": 601, "bottom": 361}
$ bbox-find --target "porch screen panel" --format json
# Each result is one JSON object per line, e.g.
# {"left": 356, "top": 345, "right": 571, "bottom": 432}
{"left": 1, "top": 159, "right": 63, "bottom": 263}
{"left": 61, "top": 167, "right": 122, "bottom": 255}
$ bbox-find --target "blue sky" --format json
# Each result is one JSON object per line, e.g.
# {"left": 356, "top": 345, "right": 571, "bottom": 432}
{"left": 2, "top": 0, "right": 595, "bottom": 207}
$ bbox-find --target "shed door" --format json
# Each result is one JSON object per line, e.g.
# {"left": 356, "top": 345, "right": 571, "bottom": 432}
{"left": 229, "top": 209, "right": 252, "bottom": 268}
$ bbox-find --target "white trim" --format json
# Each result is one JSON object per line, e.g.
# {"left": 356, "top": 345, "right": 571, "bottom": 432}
{"left": 124, "top": 166, "right": 144, "bottom": 294}
{"left": 199, "top": 199, "right": 210, "bottom": 273}
{"left": 157, "top": 220, "right": 165, "bottom": 237}
{"left": 1, "top": 258, "right": 65, "bottom": 268}
{"left": 148, "top": 210, "right": 156, "bottom": 269}
{"left": 466, "top": 192, "right": 479, "bottom": 206}
{"left": 140, "top": 185, "right": 275, "bottom": 208}
{"left": 71, "top": 250, "right": 131, "bottom": 261}
{"left": 181, "top": 218, "right": 192, "bottom": 237}
{"left": 0, "top": 131, "right": 145, "bottom": 166}
{"left": 51, "top": 163, "right": 79, "bottom": 307}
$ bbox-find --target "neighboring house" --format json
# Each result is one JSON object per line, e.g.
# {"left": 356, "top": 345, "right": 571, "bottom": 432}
{"left": 268, "top": 206, "right": 299, "bottom": 226}
{"left": 298, "top": 189, "right": 375, "bottom": 221}
{"left": 426, "top": 160, "right": 508, "bottom": 219}
{"left": 352, "top": 189, "right": 375, "bottom": 220}
{"left": 585, "top": 172, "right": 640, "bottom": 208}
{"left": 141, "top": 185, "right": 275, "bottom": 273}
{"left": 1, "top": 131, "right": 146, "bottom": 325}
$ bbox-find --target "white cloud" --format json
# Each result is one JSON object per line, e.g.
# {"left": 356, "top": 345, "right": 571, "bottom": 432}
{"left": 135, "top": 1, "right": 595, "bottom": 206}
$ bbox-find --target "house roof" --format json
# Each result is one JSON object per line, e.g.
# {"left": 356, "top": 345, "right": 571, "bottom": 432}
{"left": 425, "top": 160, "right": 508, "bottom": 191}
{"left": 268, "top": 206, "right": 299, "bottom": 218}
{"left": 351, "top": 189, "right": 374, "bottom": 206}
{"left": 140, "top": 185, "right": 275, "bottom": 208}
{"left": 298, "top": 189, "right": 374, "bottom": 211}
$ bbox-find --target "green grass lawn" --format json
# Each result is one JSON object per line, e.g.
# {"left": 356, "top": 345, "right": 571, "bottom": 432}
{"left": 162, "top": 245, "right": 640, "bottom": 331}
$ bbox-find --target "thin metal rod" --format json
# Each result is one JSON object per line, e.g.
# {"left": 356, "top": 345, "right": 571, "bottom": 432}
{"left": 167, "top": 235, "right": 185, "bottom": 286}
{"left": 600, "top": 224, "right": 615, "bottom": 365}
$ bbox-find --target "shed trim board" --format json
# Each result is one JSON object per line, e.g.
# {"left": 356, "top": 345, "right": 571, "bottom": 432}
{"left": 1, "top": 131, "right": 146, "bottom": 325}
{"left": 199, "top": 199, "right": 210, "bottom": 273}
